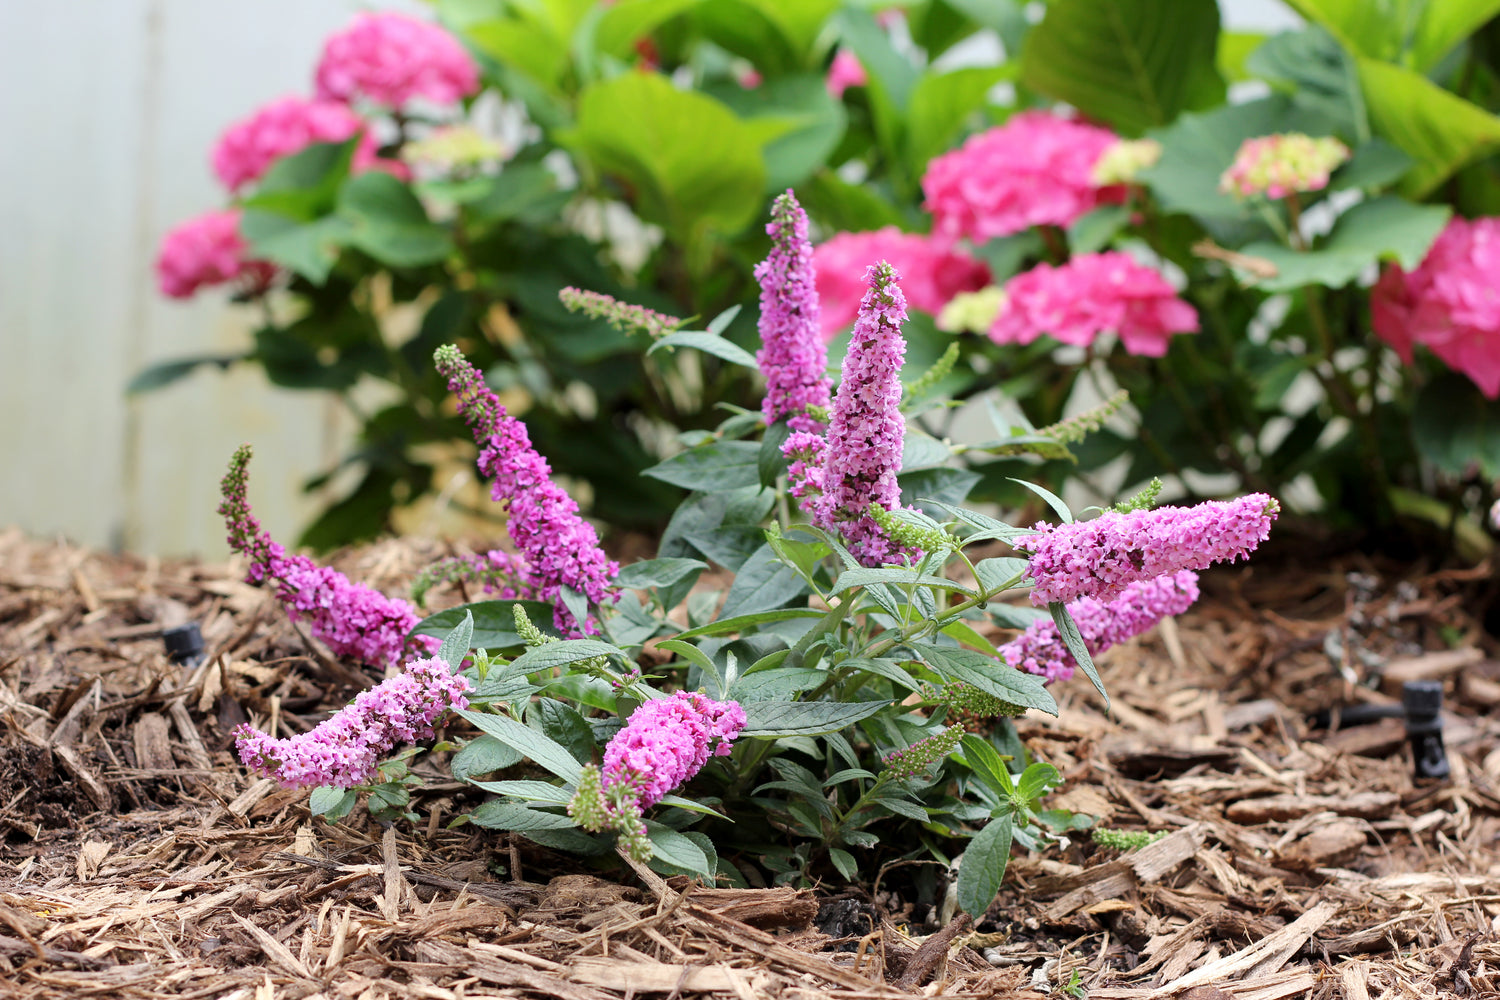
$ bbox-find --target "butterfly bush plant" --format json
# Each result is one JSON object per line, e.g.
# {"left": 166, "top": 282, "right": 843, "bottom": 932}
{"left": 219, "top": 190, "right": 1279, "bottom": 914}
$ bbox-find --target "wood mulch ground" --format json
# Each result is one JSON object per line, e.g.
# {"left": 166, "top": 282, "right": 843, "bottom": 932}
{"left": 2, "top": 525, "right": 1499, "bottom": 999}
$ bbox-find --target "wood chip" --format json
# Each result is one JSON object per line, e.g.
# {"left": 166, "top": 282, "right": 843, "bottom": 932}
{"left": 1225, "top": 792, "right": 1398, "bottom": 824}
{"left": 1156, "top": 902, "right": 1337, "bottom": 993}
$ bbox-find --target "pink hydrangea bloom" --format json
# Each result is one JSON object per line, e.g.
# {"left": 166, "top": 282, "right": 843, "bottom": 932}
{"left": 756, "top": 191, "right": 832, "bottom": 433}
{"left": 1018, "top": 494, "right": 1280, "bottom": 607}
{"left": 1371, "top": 216, "right": 1500, "bottom": 398}
{"left": 435, "top": 347, "right": 620, "bottom": 636}
{"left": 315, "top": 12, "right": 480, "bottom": 109}
{"left": 234, "top": 656, "right": 470, "bottom": 788}
{"left": 923, "top": 111, "right": 1123, "bottom": 243}
{"left": 1220, "top": 133, "right": 1349, "bottom": 200}
{"left": 805, "top": 262, "right": 920, "bottom": 566}
{"left": 990, "top": 251, "right": 1199, "bottom": 357}
{"left": 601, "top": 691, "right": 747, "bottom": 809}
{"left": 155, "top": 209, "right": 275, "bottom": 299}
{"left": 1001, "top": 571, "right": 1200, "bottom": 683}
{"left": 827, "top": 49, "right": 868, "bottom": 98}
{"left": 219, "top": 446, "right": 438, "bottom": 668}
{"left": 211, "top": 95, "right": 401, "bottom": 192}
{"left": 813, "top": 228, "right": 990, "bottom": 338}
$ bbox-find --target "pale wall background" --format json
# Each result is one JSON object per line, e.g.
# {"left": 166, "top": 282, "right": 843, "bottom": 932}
{"left": 0, "top": 0, "right": 1300, "bottom": 559}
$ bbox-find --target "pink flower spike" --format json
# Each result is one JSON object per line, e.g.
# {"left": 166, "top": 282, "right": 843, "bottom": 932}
{"left": 234, "top": 656, "right": 470, "bottom": 789}
{"left": 156, "top": 209, "right": 275, "bottom": 299}
{"left": 812, "top": 228, "right": 990, "bottom": 339}
{"left": 433, "top": 346, "right": 620, "bottom": 636}
{"left": 922, "top": 111, "right": 1123, "bottom": 243}
{"left": 756, "top": 191, "right": 832, "bottom": 433}
{"left": 1018, "top": 494, "right": 1280, "bottom": 607}
{"left": 991, "top": 251, "right": 1198, "bottom": 358}
{"left": 600, "top": 691, "right": 748, "bottom": 809}
{"left": 1372, "top": 215, "right": 1500, "bottom": 399}
{"left": 1001, "top": 571, "right": 1200, "bottom": 683}
{"left": 316, "top": 12, "right": 480, "bottom": 110}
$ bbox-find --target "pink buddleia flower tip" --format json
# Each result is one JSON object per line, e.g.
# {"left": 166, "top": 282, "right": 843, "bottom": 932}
{"left": 315, "top": 12, "right": 480, "bottom": 109}
{"left": 156, "top": 209, "right": 275, "bottom": 300}
{"left": 812, "top": 228, "right": 990, "bottom": 339}
{"left": 1372, "top": 215, "right": 1500, "bottom": 398}
{"left": 434, "top": 346, "right": 621, "bottom": 636}
{"left": 234, "top": 656, "right": 470, "bottom": 789}
{"left": 601, "top": 691, "right": 748, "bottom": 810}
{"left": 1220, "top": 133, "right": 1349, "bottom": 200}
{"left": 218, "top": 445, "right": 438, "bottom": 668}
{"left": 211, "top": 95, "right": 405, "bottom": 193}
{"left": 811, "top": 262, "right": 921, "bottom": 567}
{"left": 1018, "top": 495, "right": 1279, "bottom": 608}
{"left": 826, "top": 49, "right": 868, "bottom": 98}
{"left": 991, "top": 251, "right": 1199, "bottom": 358}
{"left": 756, "top": 191, "right": 832, "bottom": 433}
{"left": 922, "top": 110, "right": 1124, "bottom": 243}
{"left": 1001, "top": 570, "right": 1200, "bottom": 684}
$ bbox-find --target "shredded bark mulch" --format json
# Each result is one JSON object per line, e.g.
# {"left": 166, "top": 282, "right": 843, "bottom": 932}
{"left": 2, "top": 525, "right": 1499, "bottom": 999}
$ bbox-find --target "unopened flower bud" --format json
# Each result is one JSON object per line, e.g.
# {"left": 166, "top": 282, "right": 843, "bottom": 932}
{"left": 882, "top": 726, "right": 965, "bottom": 780}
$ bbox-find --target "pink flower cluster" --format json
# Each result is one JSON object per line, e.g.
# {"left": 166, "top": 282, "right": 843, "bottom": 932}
{"left": 210, "top": 95, "right": 393, "bottom": 193}
{"left": 991, "top": 251, "right": 1199, "bottom": 357}
{"left": 826, "top": 50, "right": 868, "bottom": 98}
{"left": 234, "top": 656, "right": 470, "bottom": 789}
{"left": 601, "top": 691, "right": 748, "bottom": 809}
{"left": 923, "top": 111, "right": 1123, "bottom": 243}
{"left": 1372, "top": 216, "right": 1500, "bottom": 398}
{"left": 813, "top": 228, "right": 990, "bottom": 339}
{"left": 788, "top": 262, "right": 919, "bottom": 566}
{"left": 756, "top": 191, "right": 832, "bottom": 432}
{"left": 435, "top": 347, "right": 620, "bottom": 636}
{"left": 1018, "top": 494, "right": 1280, "bottom": 607}
{"left": 219, "top": 445, "right": 438, "bottom": 668}
{"left": 1001, "top": 571, "right": 1200, "bottom": 683}
{"left": 315, "top": 12, "right": 480, "bottom": 109}
{"left": 1220, "top": 133, "right": 1349, "bottom": 200}
{"left": 155, "top": 209, "right": 274, "bottom": 299}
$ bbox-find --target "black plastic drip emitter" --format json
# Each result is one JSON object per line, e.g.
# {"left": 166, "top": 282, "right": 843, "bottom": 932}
{"left": 1402, "top": 679, "right": 1449, "bottom": 780}
{"left": 162, "top": 622, "right": 205, "bottom": 667}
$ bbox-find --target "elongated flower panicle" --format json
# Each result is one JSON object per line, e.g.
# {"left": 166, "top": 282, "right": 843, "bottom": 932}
{"left": 433, "top": 346, "right": 620, "bottom": 636}
{"left": 210, "top": 95, "right": 395, "bottom": 192}
{"left": 156, "top": 209, "right": 275, "bottom": 299}
{"left": 410, "top": 550, "right": 533, "bottom": 607}
{"left": 1019, "top": 496, "right": 1277, "bottom": 607}
{"left": 882, "top": 726, "right": 965, "bottom": 780}
{"left": 1002, "top": 570, "right": 1200, "bottom": 683}
{"left": 315, "top": 12, "right": 479, "bottom": 109}
{"left": 234, "top": 656, "right": 470, "bottom": 788}
{"left": 755, "top": 191, "right": 832, "bottom": 433}
{"left": 809, "top": 262, "right": 920, "bottom": 567}
{"left": 559, "top": 287, "right": 682, "bottom": 339}
{"left": 812, "top": 228, "right": 990, "bottom": 339}
{"left": 219, "top": 446, "right": 435, "bottom": 668}
{"left": 991, "top": 252, "right": 1199, "bottom": 358}
{"left": 602, "top": 691, "right": 747, "bottom": 809}
{"left": 1220, "top": 133, "right": 1349, "bottom": 199}
{"left": 1371, "top": 216, "right": 1500, "bottom": 398}
{"left": 939, "top": 682, "right": 1027, "bottom": 723}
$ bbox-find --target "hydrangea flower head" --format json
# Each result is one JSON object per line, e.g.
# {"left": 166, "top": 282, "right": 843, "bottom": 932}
{"left": 315, "top": 12, "right": 480, "bottom": 109}
{"left": 1372, "top": 216, "right": 1500, "bottom": 398}
{"left": 156, "top": 209, "right": 275, "bottom": 299}
{"left": 809, "top": 262, "right": 920, "bottom": 566}
{"left": 1018, "top": 495, "right": 1279, "bottom": 607}
{"left": 1001, "top": 570, "right": 1200, "bottom": 683}
{"left": 991, "top": 251, "right": 1199, "bottom": 357}
{"left": 210, "top": 95, "right": 398, "bottom": 192}
{"left": 219, "top": 446, "right": 437, "bottom": 667}
{"left": 1219, "top": 133, "right": 1349, "bottom": 199}
{"left": 937, "top": 285, "right": 1006, "bottom": 335}
{"left": 813, "top": 228, "right": 990, "bottom": 339}
{"left": 756, "top": 191, "right": 832, "bottom": 433}
{"left": 402, "top": 125, "right": 507, "bottom": 175}
{"left": 923, "top": 111, "right": 1123, "bottom": 243}
{"left": 234, "top": 656, "right": 470, "bottom": 788}
{"left": 1092, "top": 138, "right": 1163, "bottom": 186}
{"left": 434, "top": 346, "right": 620, "bottom": 635}
{"left": 827, "top": 49, "right": 868, "bottom": 98}
{"left": 600, "top": 690, "right": 747, "bottom": 809}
